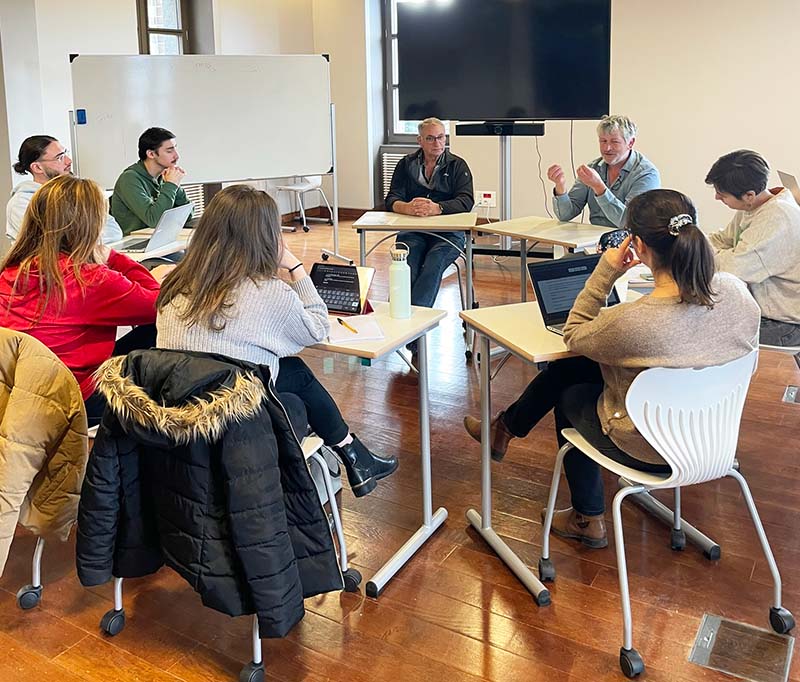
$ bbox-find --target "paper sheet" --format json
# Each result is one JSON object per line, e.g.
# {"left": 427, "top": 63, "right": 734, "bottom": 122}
{"left": 327, "top": 315, "right": 385, "bottom": 344}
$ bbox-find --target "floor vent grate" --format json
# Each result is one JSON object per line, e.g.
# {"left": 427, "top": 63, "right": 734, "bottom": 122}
{"left": 689, "top": 614, "right": 794, "bottom": 682}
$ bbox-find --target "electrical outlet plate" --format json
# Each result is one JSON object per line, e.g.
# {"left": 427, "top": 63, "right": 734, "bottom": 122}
{"left": 476, "top": 190, "right": 497, "bottom": 208}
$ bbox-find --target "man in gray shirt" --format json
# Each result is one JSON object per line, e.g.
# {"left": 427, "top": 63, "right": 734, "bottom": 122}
{"left": 548, "top": 115, "right": 660, "bottom": 228}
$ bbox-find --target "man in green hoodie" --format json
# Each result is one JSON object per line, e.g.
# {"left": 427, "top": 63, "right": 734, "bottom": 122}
{"left": 111, "top": 127, "right": 192, "bottom": 236}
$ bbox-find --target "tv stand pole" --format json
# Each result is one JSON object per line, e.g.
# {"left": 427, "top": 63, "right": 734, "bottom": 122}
{"left": 455, "top": 121, "right": 546, "bottom": 258}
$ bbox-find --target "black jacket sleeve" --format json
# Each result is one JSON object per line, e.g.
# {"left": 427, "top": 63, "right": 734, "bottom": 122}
{"left": 439, "top": 157, "right": 475, "bottom": 214}
{"left": 385, "top": 157, "right": 410, "bottom": 211}
{"left": 75, "top": 430, "right": 121, "bottom": 586}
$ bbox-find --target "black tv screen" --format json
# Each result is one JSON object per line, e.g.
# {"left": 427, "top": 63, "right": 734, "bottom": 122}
{"left": 397, "top": 0, "right": 611, "bottom": 122}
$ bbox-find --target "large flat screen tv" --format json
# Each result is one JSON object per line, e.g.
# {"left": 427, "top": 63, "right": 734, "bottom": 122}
{"left": 397, "top": 0, "right": 611, "bottom": 122}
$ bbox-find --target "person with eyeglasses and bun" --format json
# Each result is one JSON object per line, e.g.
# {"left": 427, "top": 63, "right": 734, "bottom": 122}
{"left": 385, "top": 116, "right": 474, "bottom": 358}
{"left": 464, "top": 189, "right": 759, "bottom": 548}
{"left": 6, "top": 135, "right": 123, "bottom": 244}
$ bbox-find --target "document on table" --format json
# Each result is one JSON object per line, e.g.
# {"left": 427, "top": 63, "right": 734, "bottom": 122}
{"left": 357, "top": 214, "right": 398, "bottom": 226}
{"left": 327, "top": 315, "right": 385, "bottom": 343}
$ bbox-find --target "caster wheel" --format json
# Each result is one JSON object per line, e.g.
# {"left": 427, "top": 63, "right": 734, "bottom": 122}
{"left": 321, "top": 253, "right": 329, "bottom": 260}
{"left": 770, "top": 606, "right": 795, "bottom": 634}
{"left": 538, "top": 558, "right": 556, "bottom": 583}
{"left": 704, "top": 544, "right": 721, "bottom": 561}
{"left": 100, "top": 608, "right": 126, "bottom": 636}
{"left": 465, "top": 350, "right": 473, "bottom": 361}
{"left": 239, "top": 662, "right": 265, "bottom": 682}
{"left": 303, "top": 226, "right": 310, "bottom": 233}
{"left": 619, "top": 647, "right": 645, "bottom": 678}
{"left": 327, "top": 220, "right": 334, "bottom": 225}
{"left": 16, "top": 584, "right": 42, "bottom": 610}
{"left": 343, "top": 568, "right": 362, "bottom": 593}
{"left": 670, "top": 528, "right": 686, "bottom": 551}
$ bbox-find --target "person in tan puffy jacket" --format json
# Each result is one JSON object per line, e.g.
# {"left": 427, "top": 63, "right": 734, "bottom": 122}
{"left": 0, "top": 327, "right": 88, "bottom": 576}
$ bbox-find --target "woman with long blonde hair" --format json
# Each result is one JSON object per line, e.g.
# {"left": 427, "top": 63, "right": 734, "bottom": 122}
{"left": 157, "top": 184, "right": 397, "bottom": 497}
{"left": 0, "top": 174, "right": 167, "bottom": 424}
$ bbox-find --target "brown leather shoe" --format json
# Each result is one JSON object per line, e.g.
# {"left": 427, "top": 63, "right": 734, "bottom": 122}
{"left": 541, "top": 507, "right": 608, "bottom": 549}
{"left": 463, "top": 410, "right": 515, "bottom": 461}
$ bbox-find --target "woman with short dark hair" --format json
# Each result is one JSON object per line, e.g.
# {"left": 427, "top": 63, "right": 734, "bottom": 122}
{"left": 705, "top": 149, "right": 800, "bottom": 346}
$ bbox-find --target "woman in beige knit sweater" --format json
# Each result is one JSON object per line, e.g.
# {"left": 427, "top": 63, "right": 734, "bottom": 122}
{"left": 465, "top": 189, "right": 759, "bottom": 547}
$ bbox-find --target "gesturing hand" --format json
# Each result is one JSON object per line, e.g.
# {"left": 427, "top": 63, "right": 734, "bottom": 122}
{"left": 547, "top": 164, "right": 567, "bottom": 195}
{"left": 576, "top": 165, "right": 606, "bottom": 195}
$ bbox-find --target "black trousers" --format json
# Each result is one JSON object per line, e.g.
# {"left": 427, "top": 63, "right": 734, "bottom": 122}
{"left": 503, "top": 357, "right": 669, "bottom": 515}
{"left": 274, "top": 356, "right": 349, "bottom": 446}
{"left": 84, "top": 324, "right": 158, "bottom": 427}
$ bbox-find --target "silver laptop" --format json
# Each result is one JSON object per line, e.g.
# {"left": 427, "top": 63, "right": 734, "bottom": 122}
{"left": 777, "top": 171, "right": 800, "bottom": 205}
{"left": 114, "top": 203, "right": 193, "bottom": 253}
{"left": 528, "top": 253, "right": 620, "bottom": 335}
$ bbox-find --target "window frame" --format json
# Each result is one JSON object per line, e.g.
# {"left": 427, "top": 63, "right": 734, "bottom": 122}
{"left": 382, "top": 0, "right": 450, "bottom": 145}
{"left": 136, "top": 0, "right": 190, "bottom": 55}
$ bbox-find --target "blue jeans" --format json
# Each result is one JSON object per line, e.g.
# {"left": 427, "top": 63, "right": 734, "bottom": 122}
{"left": 275, "top": 356, "right": 349, "bottom": 446}
{"left": 760, "top": 317, "right": 800, "bottom": 346}
{"left": 396, "top": 230, "right": 465, "bottom": 309}
{"left": 554, "top": 382, "right": 670, "bottom": 516}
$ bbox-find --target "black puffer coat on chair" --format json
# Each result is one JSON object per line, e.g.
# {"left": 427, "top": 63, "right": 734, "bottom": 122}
{"left": 76, "top": 349, "right": 343, "bottom": 638}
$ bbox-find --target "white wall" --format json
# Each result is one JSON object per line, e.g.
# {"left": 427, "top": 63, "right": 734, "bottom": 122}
{"left": 214, "top": 0, "right": 314, "bottom": 54}
{"left": 451, "top": 0, "right": 800, "bottom": 231}
{"left": 0, "top": 0, "right": 45, "bottom": 179}
{"left": 312, "top": 0, "right": 375, "bottom": 209}
{"left": 35, "top": 0, "right": 139, "bottom": 145}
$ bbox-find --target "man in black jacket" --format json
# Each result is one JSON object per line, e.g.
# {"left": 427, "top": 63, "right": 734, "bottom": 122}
{"left": 385, "top": 118, "right": 474, "bottom": 333}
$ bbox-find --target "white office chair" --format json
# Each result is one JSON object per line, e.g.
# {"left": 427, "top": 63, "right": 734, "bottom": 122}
{"left": 275, "top": 176, "right": 334, "bottom": 233}
{"left": 97, "top": 435, "right": 359, "bottom": 682}
{"left": 538, "top": 350, "right": 794, "bottom": 678}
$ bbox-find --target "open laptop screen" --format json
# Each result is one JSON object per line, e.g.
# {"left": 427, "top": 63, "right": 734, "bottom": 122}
{"left": 528, "top": 253, "right": 620, "bottom": 326}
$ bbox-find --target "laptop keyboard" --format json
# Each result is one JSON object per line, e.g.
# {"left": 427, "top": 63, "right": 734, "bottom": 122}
{"left": 120, "top": 238, "right": 149, "bottom": 253}
{"left": 317, "top": 287, "right": 360, "bottom": 313}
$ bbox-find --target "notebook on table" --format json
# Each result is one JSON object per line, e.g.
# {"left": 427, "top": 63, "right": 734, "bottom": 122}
{"left": 309, "top": 263, "right": 375, "bottom": 315}
{"left": 527, "top": 253, "right": 620, "bottom": 336}
{"left": 113, "top": 203, "right": 193, "bottom": 253}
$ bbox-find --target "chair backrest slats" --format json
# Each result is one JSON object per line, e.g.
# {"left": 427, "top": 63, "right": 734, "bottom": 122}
{"left": 626, "top": 350, "right": 757, "bottom": 486}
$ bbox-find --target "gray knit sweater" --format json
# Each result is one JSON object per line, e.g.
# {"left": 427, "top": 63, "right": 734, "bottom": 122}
{"left": 156, "top": 274, "right": 329, "bottom": 381}
{"left": 708, "top": 188, "right": 800, "bottom": 324}
{"left": 563, "top": 259, "right": 760, "bottom": 464}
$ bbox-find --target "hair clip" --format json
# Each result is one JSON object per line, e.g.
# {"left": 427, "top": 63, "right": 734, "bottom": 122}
{"left": 668, "top": 213, "right": 692, "bottom": 236}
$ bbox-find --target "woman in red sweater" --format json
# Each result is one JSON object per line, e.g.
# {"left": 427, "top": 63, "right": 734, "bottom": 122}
{"left": 0, "top": 175, "right": 168, "bottom": 425}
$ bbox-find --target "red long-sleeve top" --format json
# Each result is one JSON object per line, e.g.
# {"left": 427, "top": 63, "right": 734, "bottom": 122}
{"left": 0, "top": 251, "right": 159, "bottom": 399}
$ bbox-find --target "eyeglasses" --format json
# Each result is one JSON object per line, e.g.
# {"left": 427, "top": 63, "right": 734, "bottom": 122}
{"left": 39, "top": 149, "right": 70, "bottom": 163}
{"left": 423, "top": 134, "right": 446, "bottom": 143}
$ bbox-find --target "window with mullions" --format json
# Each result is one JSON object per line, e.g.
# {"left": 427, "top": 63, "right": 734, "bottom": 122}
{"left": 137, "top": 0, "right": 189, "bottom": 55}
{"left": 384, "top": 0, "right": 450, "bottom": 142}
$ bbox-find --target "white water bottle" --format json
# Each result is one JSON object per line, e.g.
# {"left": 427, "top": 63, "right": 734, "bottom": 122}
{"left": 389, "top": 242, "right": 411, "bottom": 319}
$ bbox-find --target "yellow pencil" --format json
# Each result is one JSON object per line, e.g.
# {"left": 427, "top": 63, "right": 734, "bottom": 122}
{"left": 337, "top": 317, "right": 358, "bottom": 334}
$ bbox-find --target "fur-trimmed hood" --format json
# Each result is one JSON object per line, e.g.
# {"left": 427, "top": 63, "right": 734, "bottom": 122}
{"left": 95, "top": 350, "right": 267, "bottom": 447}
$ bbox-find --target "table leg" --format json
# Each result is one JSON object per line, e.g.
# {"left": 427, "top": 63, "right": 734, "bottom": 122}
{"left": 519, "top": 238, "right": 527, "bottom": 302}
{"left": 465, "top": 333, "right": 550, "bottom": 605}
{"left": 366, "top": 332, "right": 448, "bottom": 597}
{"left": 359, "top": 230, "right": 366, "bottom": 267}
{"left": 465, "top": 232, "right": 474, "bottom": 356}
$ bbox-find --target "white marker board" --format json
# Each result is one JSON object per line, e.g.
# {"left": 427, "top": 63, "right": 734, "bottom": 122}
{"left": 71, "top": 54, "right": 333, "bottom": 189}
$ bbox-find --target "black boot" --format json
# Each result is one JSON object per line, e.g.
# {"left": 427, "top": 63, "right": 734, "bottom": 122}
{"left": 332, "top": 434, "right": 398, "bottom": 497}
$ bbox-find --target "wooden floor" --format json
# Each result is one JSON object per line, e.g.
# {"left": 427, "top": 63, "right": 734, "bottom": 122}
{"left": 2, "top": 222, "right": 800, "bottom": 681}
